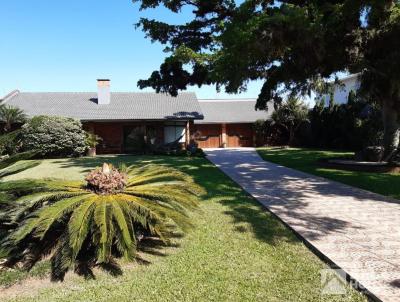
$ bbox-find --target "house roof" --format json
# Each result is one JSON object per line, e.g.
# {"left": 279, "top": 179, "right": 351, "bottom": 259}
{"left": 2, "top": 91, "right": 203, "bottom": 121}
{"left": 195, "top": 99, "right": 271, "bottom": 124}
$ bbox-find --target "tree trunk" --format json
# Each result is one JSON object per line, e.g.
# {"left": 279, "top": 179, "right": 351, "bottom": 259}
{"left": 382, "top": 98, "right": 400, "bottom": 161}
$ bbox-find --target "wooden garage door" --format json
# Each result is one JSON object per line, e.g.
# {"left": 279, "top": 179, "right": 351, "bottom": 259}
{"left": 226, "top": 124, "right": 254, "bottom": 147}
{"left": 193, "top": 124, "right": 221, "bottom": 148}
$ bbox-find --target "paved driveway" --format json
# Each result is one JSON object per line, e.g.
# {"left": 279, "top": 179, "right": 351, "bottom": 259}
{"left": 206, "top": 148, "right": 400, "bottom": 302}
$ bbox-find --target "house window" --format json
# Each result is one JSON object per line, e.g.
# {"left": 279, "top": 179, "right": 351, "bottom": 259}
{"left": 164, "top": 122, "right": 186, "bottom": 144}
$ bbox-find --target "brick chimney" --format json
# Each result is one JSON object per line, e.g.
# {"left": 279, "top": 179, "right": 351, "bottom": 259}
{"left": 97, "top": 79, "right": 110, "bottom": 105}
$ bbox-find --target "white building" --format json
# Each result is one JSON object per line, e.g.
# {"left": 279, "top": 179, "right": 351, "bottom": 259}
{"left": 323, "top": 74, "right": 360, "bottom": 105}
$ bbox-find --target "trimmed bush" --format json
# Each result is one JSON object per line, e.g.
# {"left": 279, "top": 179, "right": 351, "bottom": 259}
{"left": 21, "top": 116, "right": 87, "bottom": 157}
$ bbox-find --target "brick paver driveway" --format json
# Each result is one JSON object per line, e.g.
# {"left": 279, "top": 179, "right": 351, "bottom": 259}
{"left": 206, "top": 148, "right": 400, "bottom": 302}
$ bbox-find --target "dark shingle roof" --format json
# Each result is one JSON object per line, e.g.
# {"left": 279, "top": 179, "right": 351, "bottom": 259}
{"left": 195, "top": 99, "right": 271, "bottom": 124}
{"left": 3, "top": 91, "right": 203, "bottom": 121}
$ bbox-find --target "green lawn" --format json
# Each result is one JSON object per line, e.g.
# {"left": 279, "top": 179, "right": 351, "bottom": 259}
{"left": 1, "top": 155, "right": 365, "bottom": 302}
{"left": 257, "top": 147, "right": 400, "bottom": 200}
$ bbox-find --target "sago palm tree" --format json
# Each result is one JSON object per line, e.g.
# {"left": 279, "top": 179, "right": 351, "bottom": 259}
{"left": 0, "top": 163, "right": 204, "bottom": 281}
{"left": 0, "top": 104, "right": 27, "bottom": 132}
{"left": 0, "top": 150, "right": 39, "bottom": 238}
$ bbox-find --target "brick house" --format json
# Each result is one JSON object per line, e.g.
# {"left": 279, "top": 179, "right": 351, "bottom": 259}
{"left": 1, "top": 80, "right": 270, "bottom": 153}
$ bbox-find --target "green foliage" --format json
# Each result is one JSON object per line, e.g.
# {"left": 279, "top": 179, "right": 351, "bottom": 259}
{"left": 253, "top": 119, "right": 267, "bottom": 137}
{"left": 135, "top": 1, "right": 400, "bottom": 105}
{"left": 0, "top": 151, "right": 40, "bottom": 240}
{"left": 85, "top": 132, "right": 102, "bottom": 148}
{"left": 21, "top": 116, "right": 87, "bottom": 158}
{"left": 0, "top": 104, "right": 26, "bottom": 132}
{"left": 0, "top": 129, "right": 23, "bottom": 155}
{"left": 309, "top": 96, "right": 383, "bottom": 150}
{"left": 191, "top": 147, "right": 206, "bottom": 158}
{"left": 0, "top": 151, "right": 39, "bottom": 177}
{"left": 0, "top": 164, "right": 204, "bottom": 281}
{"left": 135, "top": 1, "right": 400, "bottom": 154}
{"left": 271, "top": 98, "right": 309, "bottom": 146}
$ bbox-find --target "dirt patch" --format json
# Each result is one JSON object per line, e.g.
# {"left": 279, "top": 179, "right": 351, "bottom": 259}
{"left": 0, "top": 274, "right": 63, "bottom": 301}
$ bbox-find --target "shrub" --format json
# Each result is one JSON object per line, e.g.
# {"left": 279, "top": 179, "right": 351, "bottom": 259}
{"left": 309, "top": 97, "right": 383, "bottom": 151}
{"left": 0, "top": 163, "right": 205, "bottom": 281}
{"left": 21, "top": 116, "right": 87, "bottom": 158}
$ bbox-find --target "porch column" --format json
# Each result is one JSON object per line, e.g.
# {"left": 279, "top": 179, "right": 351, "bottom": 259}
{"left": 221, "top": 123, "right": 227, "bottom": 148}
{"left": 185, "top": 121, "right": 191, "bottom": 147}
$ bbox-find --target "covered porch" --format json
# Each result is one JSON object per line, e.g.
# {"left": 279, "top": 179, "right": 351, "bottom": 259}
{"left": 83, "top": 120, "right": 191, "bottom": 154}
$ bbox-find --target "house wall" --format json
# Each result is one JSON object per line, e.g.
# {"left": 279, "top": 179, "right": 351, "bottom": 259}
{"left": 191, "top": 123, "right": 255, "bottom": 148}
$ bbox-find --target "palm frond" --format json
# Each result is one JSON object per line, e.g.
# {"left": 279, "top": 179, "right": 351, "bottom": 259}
{"left": 50, "top": 231, "right": 73, "bottom": 281}
{"left": 0, "top": 161, "right": 40, "bottom": 178}
{"left": 93, "top": 196, "right": 114, "bottom": 263}
{"left": 120, "top": 194, "right": 193, "bottom": 232}
{"left": 12, "top": 194, "right": 88, "bottom": 243}
{"left": 110, "top": 198, "right": 136, "bottom": 260}
{"left": 68, "top": 197, "right": 96, "bottom": 260}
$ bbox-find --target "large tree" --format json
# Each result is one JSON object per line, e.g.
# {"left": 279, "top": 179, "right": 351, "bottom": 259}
{"left": 135, "top": 0, "right": 400, "bottom": 159}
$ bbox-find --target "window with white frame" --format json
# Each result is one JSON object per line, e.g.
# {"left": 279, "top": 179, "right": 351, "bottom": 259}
{"left": 164, "top": 122, "right": 186, "bottom": 143}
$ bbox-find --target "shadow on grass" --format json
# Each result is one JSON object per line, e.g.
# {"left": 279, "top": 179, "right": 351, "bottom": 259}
{"left": 220, "top": 197, "right": 296, "bottom": 244}
{"left": 48, "top": 155, "right": 303, "bottom": 247}
{"left": 258, "top": 148, "right": 400, "bottom": 201}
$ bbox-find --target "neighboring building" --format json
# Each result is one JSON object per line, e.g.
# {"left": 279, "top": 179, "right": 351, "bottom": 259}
{"left": 1, "top": 80, "right": 271, "bottom": 153}
{"left": 323, "top": 74, "right": 360, "bottom": 105}
{"left": 193, "top": 99, "right": 270, "bottom": 148}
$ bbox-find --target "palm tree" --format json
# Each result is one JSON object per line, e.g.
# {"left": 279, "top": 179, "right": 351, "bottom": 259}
{"left": 271, "top": 97, "right": 309, "bottom": 146}
{"left": 0, "top": 150, "right": 39, "bottom": 238}
{"left": 0, "top": 104, "right": 27, "bottom": 132}
{"left": 0, "top": 163, "right": 204, "bottom": 281}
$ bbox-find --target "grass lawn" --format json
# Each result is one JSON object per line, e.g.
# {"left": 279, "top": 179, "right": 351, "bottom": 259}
{"left": 257, "top": 147, "right": 400, "bottom": 200}
{"left": 1, "top": 155, "right": 365, "bottom": 301}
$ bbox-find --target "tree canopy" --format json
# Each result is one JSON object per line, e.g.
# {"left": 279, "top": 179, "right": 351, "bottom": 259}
{"left": 135, "top": 0, "right": 400, "bottom": 156}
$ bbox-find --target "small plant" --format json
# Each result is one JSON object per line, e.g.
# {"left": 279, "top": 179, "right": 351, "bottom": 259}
{"left": 0, "top": 163, "right": 205, "bottom": 281}
{"left": 85, "top": 132, "right": 102, "bottom": 157}
{"left": 85, "top": 132, "right": 102, "bottom": 148}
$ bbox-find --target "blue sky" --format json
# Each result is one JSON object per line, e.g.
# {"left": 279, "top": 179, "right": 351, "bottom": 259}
{"left": 0, "top": 0, "right": 262, "bottom": 99}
